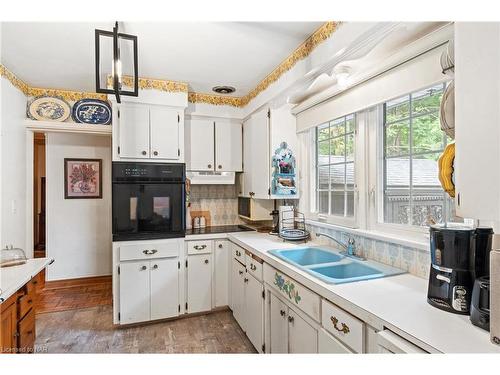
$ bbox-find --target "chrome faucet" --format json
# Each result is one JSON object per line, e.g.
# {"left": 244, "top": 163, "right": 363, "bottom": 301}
{"left": 316, "top": 232, "right": 366, "bottom": 261}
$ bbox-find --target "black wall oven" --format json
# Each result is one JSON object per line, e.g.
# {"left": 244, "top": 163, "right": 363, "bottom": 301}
{"left": 112, "top": 162, "right": 185, "bottom": 241}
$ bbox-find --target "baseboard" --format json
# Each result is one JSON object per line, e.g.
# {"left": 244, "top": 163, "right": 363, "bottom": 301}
{"left": 43, "top": 275, "right": 112, "bottom": 290}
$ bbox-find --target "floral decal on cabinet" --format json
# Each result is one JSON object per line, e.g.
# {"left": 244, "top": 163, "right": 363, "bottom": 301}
{"left": 274, "top": 272, "right": 301, "bottom": 304}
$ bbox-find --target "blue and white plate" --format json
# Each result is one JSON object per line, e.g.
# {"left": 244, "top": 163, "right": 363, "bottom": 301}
{"left": 27, "top": 96, "right": 71, "bottom": 122}
{"left": 72, "top": 99, "right": 112, "bottom": 125}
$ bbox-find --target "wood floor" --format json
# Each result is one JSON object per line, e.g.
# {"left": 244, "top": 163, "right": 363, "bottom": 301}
{"left": 36, "top": 276, "right": 112, "bottom": 314}
{"left": 35, "top": 306, "right": 256, "bottom": 353}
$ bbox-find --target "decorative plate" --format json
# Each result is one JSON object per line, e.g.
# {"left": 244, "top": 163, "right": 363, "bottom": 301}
{"left": 27, "top": 96, "right": 71, "bottom": 122}
{"left": 72, "top": 99, "right": 112, "bottom": 125}
{"left": 440, "top": 81, "right": 455, "bottom": 139}
{"left": 438, "top": 143, "right": 455, "bottom": 198}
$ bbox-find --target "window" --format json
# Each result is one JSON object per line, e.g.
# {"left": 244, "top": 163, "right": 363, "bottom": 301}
{"left": 382, "top": 83, "right": 457, "bottom": 227}
{"left": 316, "top": 114, "right": 355, "bottom": 218}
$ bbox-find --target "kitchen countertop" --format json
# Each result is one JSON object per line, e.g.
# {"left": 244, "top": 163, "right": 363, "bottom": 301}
{"left": 185, "top": 225, "right": 255, "bottom": 236}
{"left": 0, "top": 258, "right": 53, "bottom": 303}
{"left": 228, "top": 232, "right": 500, "bottom": 353}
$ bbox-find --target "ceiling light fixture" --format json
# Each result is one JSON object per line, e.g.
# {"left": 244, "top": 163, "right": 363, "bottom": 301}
{"left": 95, "top": 22, "right": 138, "bottom": 103}
{"left": 212, "top": 86, "right": 236, "bottom": 94}
{"left": 333, "top": 66, "right": 352, "bottom": 88}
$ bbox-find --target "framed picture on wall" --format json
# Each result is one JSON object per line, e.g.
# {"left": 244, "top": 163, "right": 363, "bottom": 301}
{"left": 64, "top": 158, "right": 102, "bottom": 199}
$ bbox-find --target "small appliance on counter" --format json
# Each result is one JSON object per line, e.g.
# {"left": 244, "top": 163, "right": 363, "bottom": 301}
{"left": 427, "top": 225, "right": 493, "bottom": 315}
{"left": 0, "top": 245, "right": 27, "bottom": 267}
{"left": 270, "top": 207, "right": 280, "bottom": 235}
{"left": 470, "top": 276, "right": 490, "bottom": 330}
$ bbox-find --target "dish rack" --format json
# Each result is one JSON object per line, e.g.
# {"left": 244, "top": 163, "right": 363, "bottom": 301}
{"left": 279, "top": 208, "right": 310, "bottom": 242}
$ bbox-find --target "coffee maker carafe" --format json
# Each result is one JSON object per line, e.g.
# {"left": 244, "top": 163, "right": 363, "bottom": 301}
{"left": 427, "top": 225, "right": 493, "bottom": 314}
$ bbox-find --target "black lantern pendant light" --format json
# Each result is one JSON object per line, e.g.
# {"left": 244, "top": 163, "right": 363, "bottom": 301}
{"left": 95, "top": 22, "right": 138, "bottom": 103}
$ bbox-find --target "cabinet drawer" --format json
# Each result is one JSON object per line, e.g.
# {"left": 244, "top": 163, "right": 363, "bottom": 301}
{"left": 322, "top": 299, "right": 365, "bottom": 353}
{"left": 264, "top": 265, "right": 320, "bottom": 322}
{"left": 18, "top": 292, "right": 35, "bottom": 320}
{"left": 18, "top": 309, "right": 35, "bottom": 353}
{"left": 119, "top": 240, "right": 180, "bottom": 261}
{"left": 318, "top": 328, "right": 353, "bottom": 353}
{"left": 187, "top": 240, "right": 213, "bottom": 255}
{"left": 245, "top": 250, "right": 263, "bottom": 281}
{"left": 232, "top": 244, "right": 246, "bottom": 264}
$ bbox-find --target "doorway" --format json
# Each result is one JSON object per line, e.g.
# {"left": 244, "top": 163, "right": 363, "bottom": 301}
{"left": 33, "top": 132, "right": 46, "bottom": 284}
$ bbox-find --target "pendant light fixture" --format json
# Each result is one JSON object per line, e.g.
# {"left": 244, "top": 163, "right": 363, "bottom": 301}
{"left": 95, "top": 22, "right": 138, "bottom": 103}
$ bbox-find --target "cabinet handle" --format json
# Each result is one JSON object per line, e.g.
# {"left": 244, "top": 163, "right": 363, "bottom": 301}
{"left": 244, "top": 277, "right": 249, "bottom": 283}
{"left": 194, "top": 245, "right": 207, "bottom": 250}
{"left": 153, "top": 151, "right": 158, "bottom": 156}
{"left": 204, "top": 259, "right": 209, "bottom": 264}
{"left": 250, "top": 264, "right": 257, "bottom": 271}
{"left": 208, "top": 164, "right": 212, "bottom": 168}
{"left": 152, "top": 264, "right": 158, "bottom": 269}
{"left": 27, "top": 299, "right": 33, "bottom": 304}
{"left": 143, "top": 249, "right": 158, "bottom": 255}
{"left": 330, "top": 316, "right": 350, "bottom": 334}
{"left": 13, "top": 332, "right": 20, "bottom": 337}
{"left": 238, "top": 270, "right": 243, "bottom": 275}
{"left": 141, "top": 265, "right": 147, "bottom": 271}
{"left": 235, "top": 250, "right": 241, "bottom": 257}
{"left": 142, "top": 151, "right": 147, "bottom": 155}
{"left": 288, "top": 315, "right": 294, "bottom": 323}
{"left": 280, "top": 309, "right": 286, "bottom": 317}
{"left": 218, "top": 165, "right": 222, "bottom": 169}
{"left": 218, "top": 244, "right": 223, "bottom": 249}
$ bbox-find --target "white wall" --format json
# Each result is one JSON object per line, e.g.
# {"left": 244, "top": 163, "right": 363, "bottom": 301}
{"left": 0, "top": 77, "right": 28, "bottom": 253}
{"left": 46, "top": 133, "right": 112, "bottom": 280}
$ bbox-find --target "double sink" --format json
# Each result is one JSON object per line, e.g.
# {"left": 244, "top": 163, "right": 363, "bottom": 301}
{"left": 269, "top": 247, "right": 405, "bottom": 284}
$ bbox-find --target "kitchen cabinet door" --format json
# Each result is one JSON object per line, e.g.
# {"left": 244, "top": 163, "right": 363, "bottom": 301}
{"left": 249, "top": 108, "right": 270, "bottom": 199}
{"left": 215, "top": 122, "right": 242, "bottom": 172}
{"left": 150, "top": 106, "right": 181, "bottom": 160}
{"left": 119, "top": 104, "right": 150, "bottom": 159}
{"left": 244, "top": 273, "right": 264, "bottom": 352}
{"left": 288, "top": 306, "right": 318, "bottom": 353}
{"left": 186, "top": 119, "right": 215, "bottom": 171}
{"left": 318, "top": 328, "right": 352, "bottom": 353}
{"left": 119, "top": 261, "right": 150, "bottom": 324}
{"left": 150, "top": 257, "right": 179, "bottom": 321}
{"left": 214, "top": 240, "right": 229, "bottom": 307}
{"left": 0, "top": 298, "right": 17, "bottom": 353}
{"left": 242, "top": 117, "right": 253, "bottom": 197}
{"left": 187, "top": 254, "right": 212, "bottom": 314}
{"left": 269, "top": 293, "right": 288, "bottom": 353}
{"left": 231, "top": 258, "right": 246, "bottom": 331}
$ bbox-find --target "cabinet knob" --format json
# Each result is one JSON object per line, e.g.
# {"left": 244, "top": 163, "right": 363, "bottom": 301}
{"left": 238, "top": 270, "right": 243, "bottom": 275}
{"left": 141, "top": 265, "right": 147, "bottom": 271}
{"left": 208, "top": 164, "right": 212, "bottom": 168}
{"left": 218, "top": 165, "right": 222, "bottom": 169}
{"left": 153, "top": 264, "right": 158, "bottom": 269}
{"left": 280, "top": 309, "right": 286, "bottom": 317}
{"left": 250, "top": 264, "right": 257, "bottom": 271}
{"left": 204, "top": 259, "right": 209, "bottom": 264}
{"left": 142, "top": 151, "right": 147, "bottom": 155}
{"left": 153, "top": 151, "right": 158, "bottom": 156}
{"left": 288, "top": 315, "right": 294, "bottom": 323}
{"left": 218, "top": 244, "right": 223, "bottom": 249}
{"left": 244, "top": 277, "right": 249, "bottom": 283}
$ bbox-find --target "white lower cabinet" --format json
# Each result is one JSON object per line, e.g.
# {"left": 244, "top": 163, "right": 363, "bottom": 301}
{"left": 214, "top": 240, "right": 230, "bottom": 307}
{"left": 318, "top": 328, "right": 353, "bottom": 353}
{"left": 268, "top": 292, "right": 318, "bottom": 353}
{"left": 244, "top": 272, "right": 264, "bottom": 353}
{"left": 231, "top": 258, "right": 246, "bottom": 331}
{"left": 150, "top": 258, "right": 180, "bottom": 321}
{"left": 187, "top": 254, "right": 212, "bottom": 314}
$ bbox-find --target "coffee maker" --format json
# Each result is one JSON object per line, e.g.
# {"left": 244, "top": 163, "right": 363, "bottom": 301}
{"left": 427, "top": 225, "right": 493, "bottom": 314}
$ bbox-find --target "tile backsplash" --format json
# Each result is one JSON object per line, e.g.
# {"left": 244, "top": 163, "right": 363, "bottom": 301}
{"left": 306, "top": 223, "right": 431, "bottom": 279}
{"left": 188, "top": 185, "right": 242, "bottom": 226}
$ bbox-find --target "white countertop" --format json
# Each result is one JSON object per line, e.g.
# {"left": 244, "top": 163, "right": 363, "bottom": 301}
{"left": 228, "top": 232, "right": 499, "bottom": 354}
{"left": 0, "top": 258, "right": 53, "bottom": 302}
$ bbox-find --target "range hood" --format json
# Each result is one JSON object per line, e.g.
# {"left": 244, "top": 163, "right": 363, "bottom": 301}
{"left": 186, "top": 171, "right": 235, "bottom": 184}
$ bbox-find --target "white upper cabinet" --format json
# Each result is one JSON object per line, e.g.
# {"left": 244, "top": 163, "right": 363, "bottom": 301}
{"left": 215, "top": 121, "right": 242, "bottom": 172}
{"left": 113, "top": 102, "right": 184, "bottom": 163}
{"left": 150, "top": 107, "right": 183, "bottom": 160}
{"left": 455, "top": 23, "right": 500, "bottom": 221}
{"left": 185, "top": 119, "right": 242, "bottom": 172}
{"left": 119, "top": 104, "right": 150, "bottom": 159}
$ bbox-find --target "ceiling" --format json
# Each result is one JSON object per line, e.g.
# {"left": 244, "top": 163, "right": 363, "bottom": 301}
{"left": 1, "top": 22, "right": 324, "bottom": 96}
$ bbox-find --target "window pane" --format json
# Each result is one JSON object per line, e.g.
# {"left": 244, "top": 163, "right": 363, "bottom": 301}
{"left": 346, "top": 191, "right": 354, "bottom": 217}
{"left": 318, "top": 166, "right": 329, "bottom": 189}
{"left": 411, "top": 154, "right": 440, "bottom": 187}
{"left": 385, "top": 121, "right": 409, "bottom": 157}
{"left": 411, "top": 85, "right": 443, "bottom": 116}
{"left": 346, "top": 115, "right": 355, "bottom": 133}
{"left": 384, "top": 191, "right": 411, "bottom": 225}
{"left": 330, "top": 118, "right": 345, "bottom": 138}
{"left": 318, "top": 123, "right": 330, "bottom": 141}
{"left": 385, "top": 96, "right": 410, "bottom": 123}
{"left": 346, "top": 134, "right": 354, "bottom": 162}
{"left": 331, "top": 191, "right": 345, "bottom": 216}
{"left": 317, "top": 141, "right": 330, "bottom": 165}
{"left": 412, "top": 113, "right": 443, "bottom": 154}
{"left": 346, "top": 162, "right": 355, "bottom": 190}
{"left": 330, "top": 137, "right": 345, "bottom": 163}
{"left": 386, "top": 157, "right": 410, "bottom": 187}
{"left": 330, "top": 164, "right": 345, "bottom": 190}
{"left": 318, "top": 191, "right": 329, "bottom": 214}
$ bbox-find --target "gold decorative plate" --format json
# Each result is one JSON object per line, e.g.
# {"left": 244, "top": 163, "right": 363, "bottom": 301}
{"left": 438, "top": 143, "right": 455, "bottom": 198}
{"left": 27, "top": 96, "right": 71, "bottom": 122}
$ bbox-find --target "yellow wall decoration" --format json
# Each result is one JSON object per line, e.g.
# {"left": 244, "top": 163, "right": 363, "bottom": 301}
{"left": 438, "top": 143, "right": 456, "bottom": 198}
